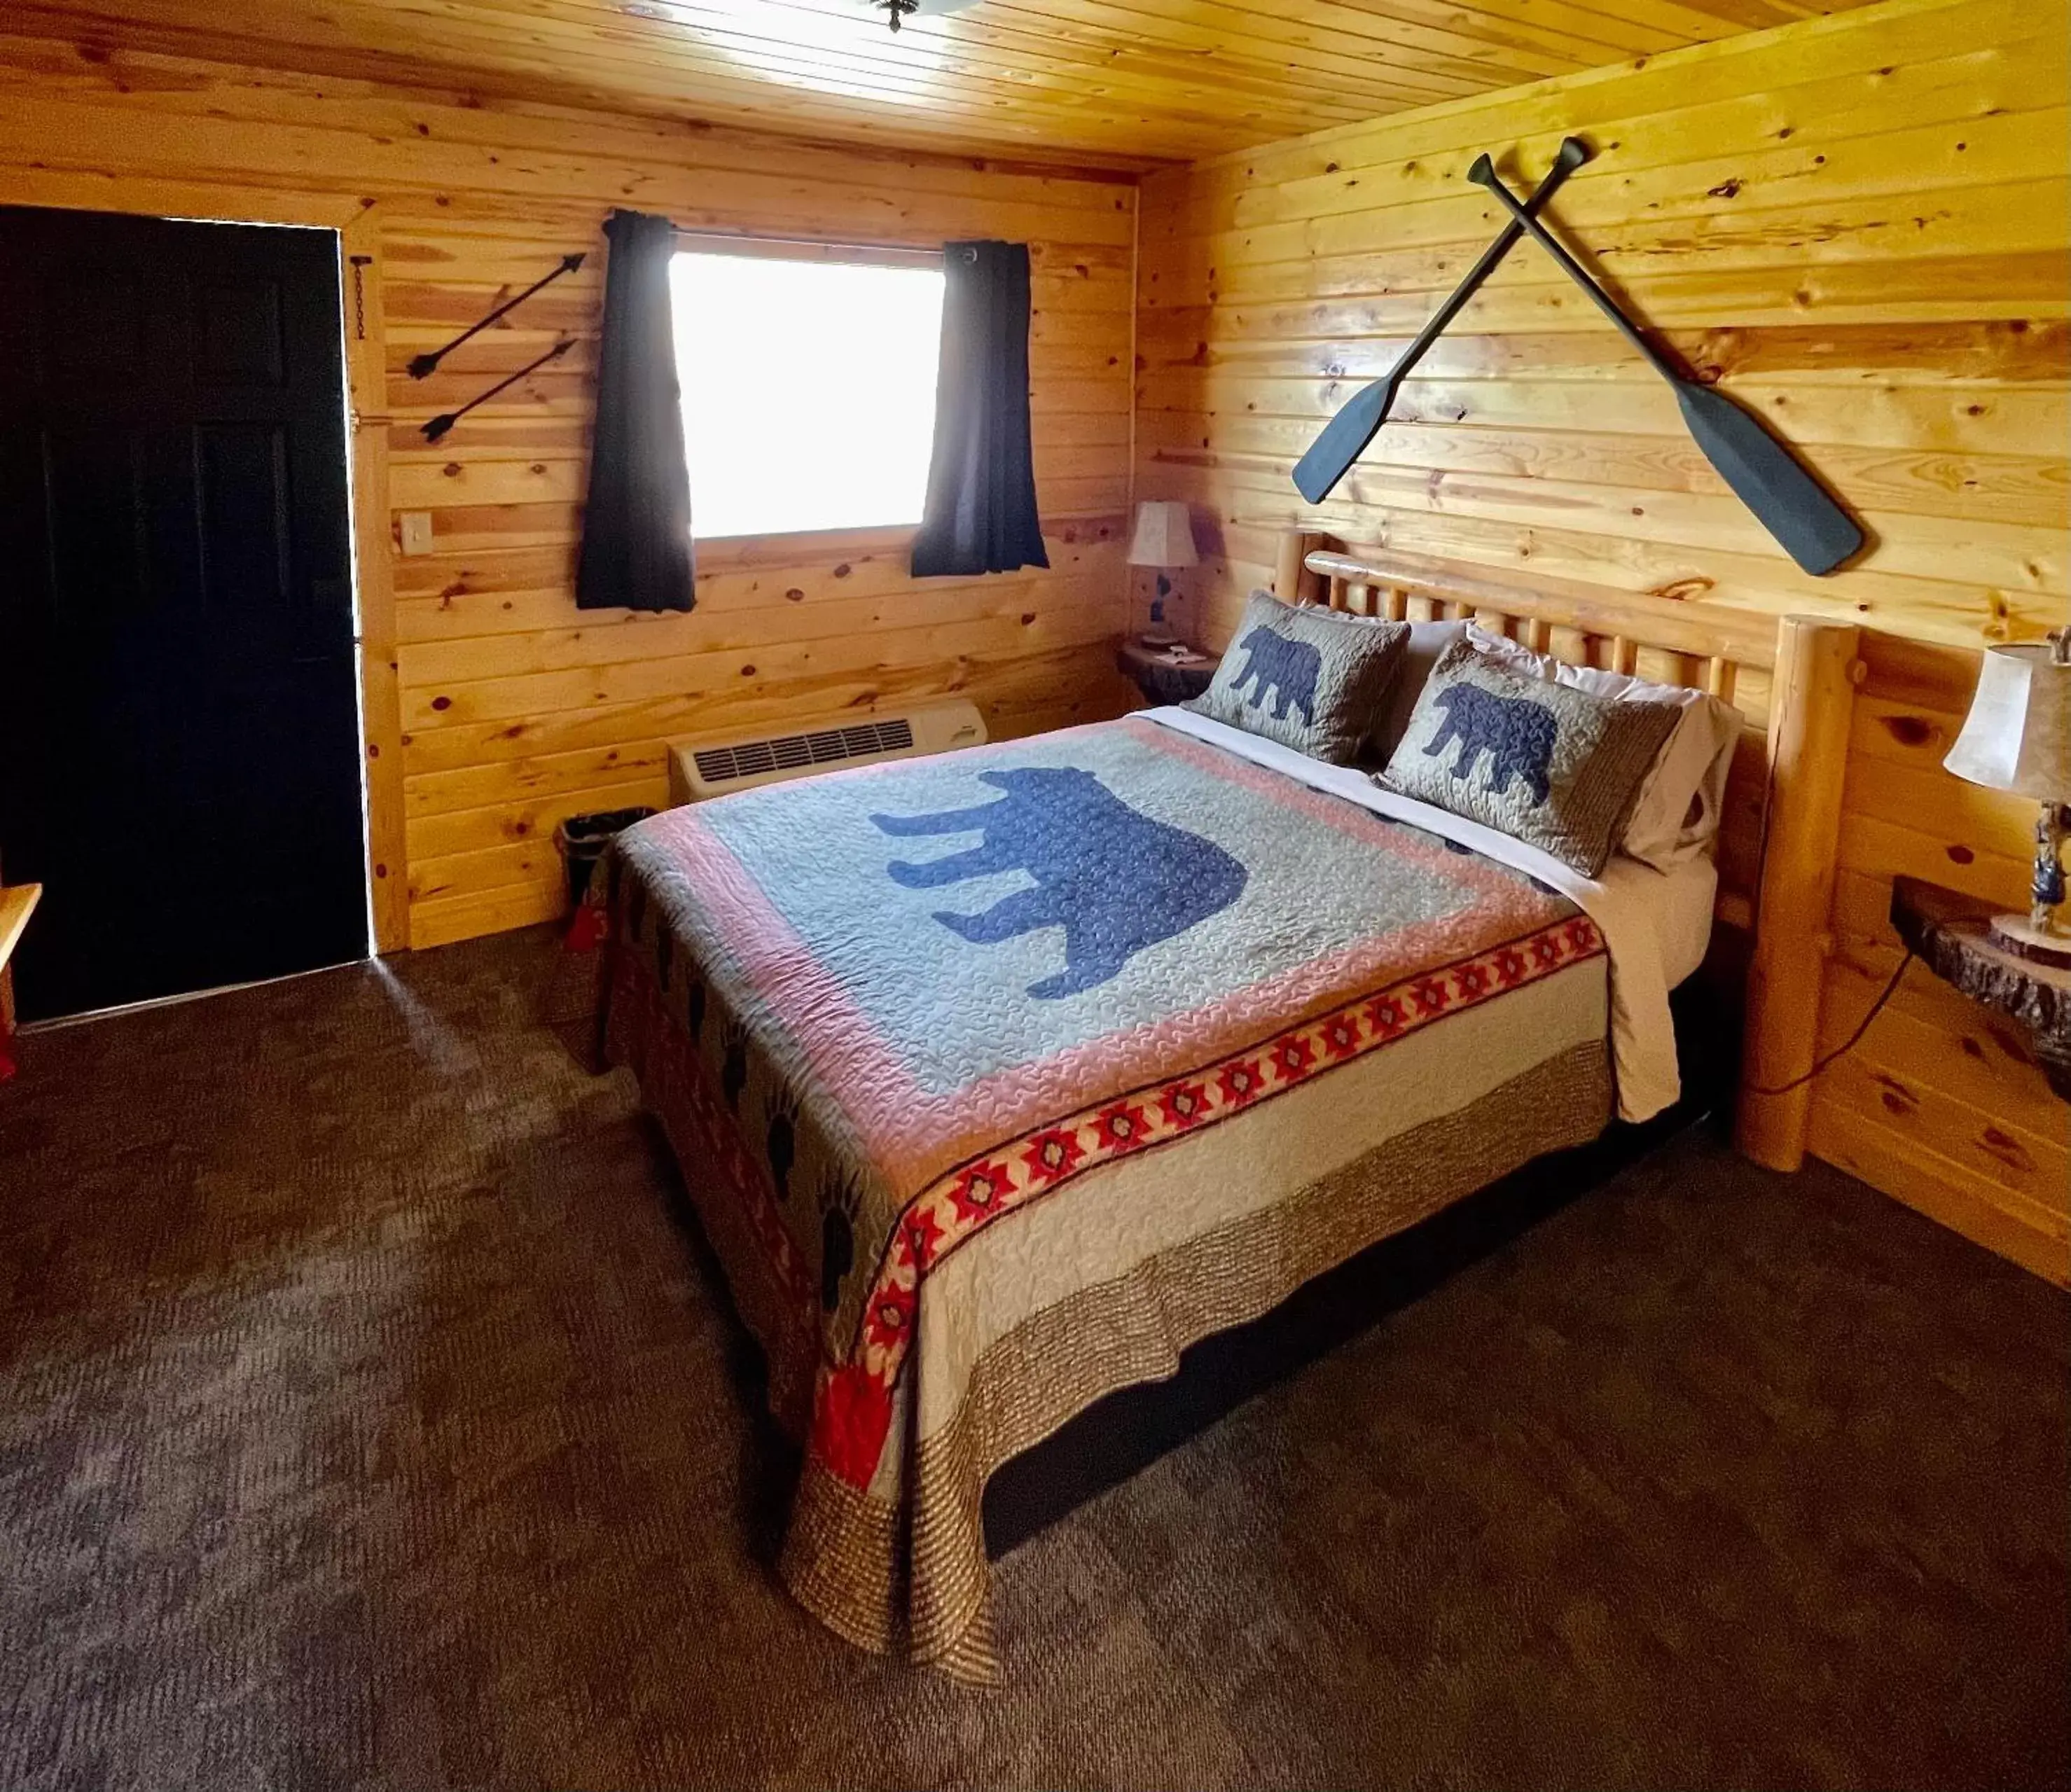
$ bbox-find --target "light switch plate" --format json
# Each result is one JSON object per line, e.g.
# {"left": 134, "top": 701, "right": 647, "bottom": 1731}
{"left": 399, "top": 512, "right": 434, "bottom": 556}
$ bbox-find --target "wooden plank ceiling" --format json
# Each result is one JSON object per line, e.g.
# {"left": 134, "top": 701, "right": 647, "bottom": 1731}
{"left": 7, "top": 0, "right": 1884, "bottom": 165}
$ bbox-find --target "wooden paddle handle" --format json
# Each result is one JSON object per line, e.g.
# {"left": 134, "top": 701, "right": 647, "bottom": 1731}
{"left": 1467, "top": 153, "right": 1682, "bottom": 385}
{"left": 1411, "top": 137, "right": 1592, "bottom": 360}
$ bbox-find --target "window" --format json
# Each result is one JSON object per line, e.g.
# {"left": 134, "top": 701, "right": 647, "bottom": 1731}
{"left": 668, "top": 247, "right": 946, "bottom": 539}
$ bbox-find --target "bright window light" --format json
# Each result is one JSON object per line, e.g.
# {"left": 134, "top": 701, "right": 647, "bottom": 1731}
{"left": 669, "top": 251, "right": 946, "bottom": 539}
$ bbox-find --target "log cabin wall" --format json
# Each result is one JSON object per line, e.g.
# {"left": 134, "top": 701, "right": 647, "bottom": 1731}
{"left": 1815, "top": 632, "right": 2067, "bottom": 1283}
{"left": 0, "top": 30, "right": 1137, "bottom": 951}
{"left": 1135, "top": 0, "right": 2068, "bottom": 1281}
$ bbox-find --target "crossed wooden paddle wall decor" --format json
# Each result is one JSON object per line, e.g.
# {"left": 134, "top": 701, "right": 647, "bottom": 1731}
{"left": 1295, "top": 140, "right": 1866, "bottom": 578}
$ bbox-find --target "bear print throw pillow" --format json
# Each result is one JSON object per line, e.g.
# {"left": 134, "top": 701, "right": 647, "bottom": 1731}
{"left": 1380, "top": 637, "right": 1681, "bottom": 876}
{"left": 1184, "top": 590, "right": 1408, "bottom": 763}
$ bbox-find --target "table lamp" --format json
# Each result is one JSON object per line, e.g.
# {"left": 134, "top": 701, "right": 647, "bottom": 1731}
{"left": 1127, "top": 500, "right": 1198, "bottom": 648}
{"left": 1942, "top": 629, "right": 2071, "bottom": 968}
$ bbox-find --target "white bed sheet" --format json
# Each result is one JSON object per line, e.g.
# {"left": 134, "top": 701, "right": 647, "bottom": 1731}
{"left": 1649, "top": 849, "right": 1722, "bottom": 992}
{"left": 1144, "top": 707, "right": 1716, "bottom": 1123}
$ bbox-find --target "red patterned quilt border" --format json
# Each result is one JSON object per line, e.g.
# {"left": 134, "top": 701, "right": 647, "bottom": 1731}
{"left": 812, "top": 912, "right": 1605, "bottom": 1487}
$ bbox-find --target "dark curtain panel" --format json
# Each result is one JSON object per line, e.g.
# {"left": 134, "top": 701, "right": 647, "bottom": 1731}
{"left": 911, "top": 239, "right": 1049, "bottom": 578}
{"left": 576, "top": 209, "right": 695, "bottom": 613}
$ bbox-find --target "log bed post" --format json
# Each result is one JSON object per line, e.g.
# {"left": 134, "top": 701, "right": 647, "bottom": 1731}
{"left": 1275, "top": 529, "right": 1333, "bottom": 605}
{"left": 1292, "top": 544, "right": 1814, "bottom": 1162}
{"left": 1735, "top": 614, "right": 1863, "bottom": 1171}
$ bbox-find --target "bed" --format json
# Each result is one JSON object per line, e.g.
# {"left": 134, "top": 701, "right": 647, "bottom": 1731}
{"left": 597, "top": 549, "right": 1821, "bottom": 1683}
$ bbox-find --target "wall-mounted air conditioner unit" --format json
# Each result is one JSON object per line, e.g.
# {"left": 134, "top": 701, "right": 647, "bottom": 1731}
{"left": 667, "top": 700, "right": 985, "bottom": 805}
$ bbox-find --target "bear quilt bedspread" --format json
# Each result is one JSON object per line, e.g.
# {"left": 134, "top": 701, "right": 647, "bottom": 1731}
{"left": 601, "top": 715, "right": 1614, "bottom": 1679}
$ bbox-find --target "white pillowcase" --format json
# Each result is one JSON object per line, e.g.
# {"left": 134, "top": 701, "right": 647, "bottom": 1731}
{"left": 1464, "top": 624, "right": 1741, "bottom": 870}
{"left": 1367, "top": 619, "right": 1468, "bottom": 763}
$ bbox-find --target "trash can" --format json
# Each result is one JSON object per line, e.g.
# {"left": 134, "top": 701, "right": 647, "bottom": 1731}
{"left": 554, "top": 805, "right": 656, "bottom": 908}
{"left": 545, "top": 805, "right": 655, "bottom": 1071}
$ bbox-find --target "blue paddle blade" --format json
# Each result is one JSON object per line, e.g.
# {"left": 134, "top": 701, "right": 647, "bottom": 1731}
{"left": 1292, "top": 379, "right": 1397, "bottom": 504}
{"left": 1292, "top": 137, "right": 1592, "bottom": 508}
{"left": 1672, "top": 382, "right": 1864, "bottom": 576}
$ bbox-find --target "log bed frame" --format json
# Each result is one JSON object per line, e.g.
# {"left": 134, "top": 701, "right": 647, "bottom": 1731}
{"left": 1280, "top": 534, "right": 1862, "bottom": 1176}
{"left": 983, "top": 536, "right": 1867, "bottom": 1558}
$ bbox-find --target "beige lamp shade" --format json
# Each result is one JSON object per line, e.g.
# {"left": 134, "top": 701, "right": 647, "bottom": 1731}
{"left": 1126, "top": 500, "right": 1199, "bottom": 569}
{"left": 1943, "top": 639, "right": 2071, "bottom": 801}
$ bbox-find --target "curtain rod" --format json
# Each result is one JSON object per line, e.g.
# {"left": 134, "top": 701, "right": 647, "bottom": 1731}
{"left": 671, "top": 228, "right": 960, "bottom": 269}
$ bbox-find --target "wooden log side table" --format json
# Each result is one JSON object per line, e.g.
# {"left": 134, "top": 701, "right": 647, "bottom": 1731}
{"left": 0, "top": 883, "right": 44, "bottom": 1083}
{"left": 1890, "top": 875, "right": 2070, "bottom": 1101}
{"left": 1117, "top": 637, "right": 1217, "bottom": 705}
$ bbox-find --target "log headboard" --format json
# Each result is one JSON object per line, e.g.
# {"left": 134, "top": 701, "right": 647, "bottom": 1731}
{"left": 1281, "top": 536, "right": 1862, "bottom": 1175}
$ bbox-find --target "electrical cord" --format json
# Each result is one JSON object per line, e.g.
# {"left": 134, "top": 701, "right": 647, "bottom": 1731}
{"left": 1746, "top": 948, "right": 1915, "bottom": 1097}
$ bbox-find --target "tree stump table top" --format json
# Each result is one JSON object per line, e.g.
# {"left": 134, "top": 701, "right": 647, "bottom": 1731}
{"left": 1890, "top": 875, "right": 2070, "bottom": 1102}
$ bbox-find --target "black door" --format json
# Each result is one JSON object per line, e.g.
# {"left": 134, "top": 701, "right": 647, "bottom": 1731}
{"left": 0, "top": 207, "right": 366, "bottom": 1022}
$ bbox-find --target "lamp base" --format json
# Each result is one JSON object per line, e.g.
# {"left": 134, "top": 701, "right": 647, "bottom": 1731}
{"left": 1986, "top": 911, "right": 2071, "bottom": 970}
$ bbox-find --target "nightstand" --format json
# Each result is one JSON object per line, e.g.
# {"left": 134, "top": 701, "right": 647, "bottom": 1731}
{"left": 1118, "top": 637, "right": 1217, "bottom": 705}
{"left": 1891, "top": 876, "right": 2070, "bottom": 1099}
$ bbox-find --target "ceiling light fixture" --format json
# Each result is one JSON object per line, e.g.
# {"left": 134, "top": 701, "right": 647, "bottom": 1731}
{"left": 869, "top": 0, "right": 981, "bottom": 34}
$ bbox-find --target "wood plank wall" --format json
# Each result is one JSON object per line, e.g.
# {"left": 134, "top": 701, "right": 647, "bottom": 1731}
{"left": 1134, "top": 0, "right": 2069, "bottom": 1280}
{"left": 1813, "top": 632, "right": 2067, "bottom": 1283}
{"left": 0, "top": 32, "right": 1139, "bottom": 950}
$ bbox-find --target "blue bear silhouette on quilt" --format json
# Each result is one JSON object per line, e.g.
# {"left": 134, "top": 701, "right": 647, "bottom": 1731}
{"left": 672, "top": 716, "right": 1500, "bottom": 1098}
{"left": 873, "top": 765, "right": 1247, "bottom": 999}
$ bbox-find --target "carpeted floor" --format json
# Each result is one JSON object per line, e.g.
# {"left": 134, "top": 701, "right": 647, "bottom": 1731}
{"left": 0, "top": 929, "right": 2064, "bottom": 1792}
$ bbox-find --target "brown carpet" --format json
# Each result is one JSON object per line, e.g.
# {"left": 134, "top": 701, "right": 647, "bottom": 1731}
{"left": 0, "top": 929, "right": 2064, "bottom": 1792}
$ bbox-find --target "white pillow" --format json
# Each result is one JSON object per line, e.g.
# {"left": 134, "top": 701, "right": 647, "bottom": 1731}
{"left": 1464, "top": 625, "right": 1740, "bottom": 870}
{"left": 1369, "top": 619, "right": 1468, "bottom": 763}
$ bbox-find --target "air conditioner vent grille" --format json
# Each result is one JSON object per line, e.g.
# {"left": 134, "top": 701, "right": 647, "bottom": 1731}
{"left": 691, "top": 716, "right": 915, "bottom": 789}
